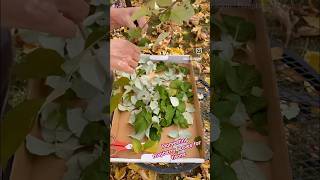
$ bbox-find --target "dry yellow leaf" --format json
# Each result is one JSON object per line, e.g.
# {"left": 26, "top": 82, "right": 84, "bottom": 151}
{"left": 148, "top": 171, "right": 158, "bottom": 180}
{"left": 205, "top": 77, "right": 210, "bottom": 86}
{"left": 138, "top": 169, "right": 149, "bottom": 180}
{"left": 303, "top": 16, "right": 320, "bottom": 29}
{"left": 169, "top": 47, "right": 184, "bottom": 55}
{"left": 304, "top": 51, "right": 320, "bottom": 73}
{"left": 144, "top": 142, "right": 159, "bottom": 153}
{"left": 114, "top": 166, "right": 127, "bottom": 180}
{"left": 128, "top": 163, "right": 140, "bottom": 172}
{"left": 271, "top": 47, "right": 284, "bottom": 60}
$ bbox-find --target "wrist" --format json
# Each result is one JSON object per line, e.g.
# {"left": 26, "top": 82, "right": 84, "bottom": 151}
{"left": 110, "top": 8, "right": 120, "bottom": 30}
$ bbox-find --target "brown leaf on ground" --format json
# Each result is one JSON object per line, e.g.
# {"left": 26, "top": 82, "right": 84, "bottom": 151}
{"left": 269, "top": 1, "right": 296, "bottom": 47}
{"left": 303, "top": 16, "right": 320, "bottom": 29}
{"left": 296, "top": 26, "right": 320, "bottom": 37}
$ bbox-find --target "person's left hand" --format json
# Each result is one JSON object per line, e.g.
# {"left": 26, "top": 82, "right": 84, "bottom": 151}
{"left": 110, "top": 7, "right": 148, "bottom": 31}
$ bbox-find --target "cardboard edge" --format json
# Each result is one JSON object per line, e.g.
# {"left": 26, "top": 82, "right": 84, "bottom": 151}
{"left": 110, "top": 158, "right": 205, "bottom": 163}
{"left": 253, "top": 9, "right": 293, "bottom": 180}
{"left": 110, "top": 60, "right": 207, "bottom": 163}
{"left": 188, "top": 63, "right": 206, "bottom": 159}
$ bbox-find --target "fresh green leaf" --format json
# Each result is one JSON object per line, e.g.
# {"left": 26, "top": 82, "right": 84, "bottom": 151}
{"left": 212, "top": 152, "right": 241, "bottom": 180}
{"left": 173, "top": 111, "right": 188, "bottom": 128}
{"left": 143, "top": 140, "right": 158, "bottom": 153}
{"left": 224, "top": 60, "right": 241, "bottom": 94}
{"left": 0, "top": 99, "right": 43, "bottom": 167}
{"left": 71, "top": 78, "right": 99, "bottom": 99}
{"left": 38, "top": 35, "right": 65, "bottom": 56}
{"left": 251, "top": 111, "right": 268, "bottom": 135}
{"left": 80, "top": 122, "right": 107, "bottom": 145}
{"left": 85, "top": 28, "right": 106, "bottom": 48}
{"left": 154, "top": 32, "right": 169, "bottom": 46}
{"left": 177, "top": 101, "right": 186, "bottom": 112}
{"left": 162, "top": 105, "right": 175, "bottom": 127}
{"left": 110, "top": 93, "right": 123, "bottom": 113}
{"left": 251, "top": 86, "right": 263, "bottom": 97}
{"left": 83, "top": 11, "right": 104, "bottom": 26}
{"left": 170, "top": 0, "right": 194, "bottom": 25}
{"left": 177, "top": 66, "right": 190, "bottom": 75}
{"left": 168, "top": 130, "right": 179, "bottom": 138}
{"left": 66, "top": 36, "right": 85, "bottom": 58}
{"left": 156, "top": 0, "right": 172, "bottom": 7}
{"left": 131, "top": 6, "right": 151, "bottom": 21}
{"left": 84, "top": 93, "right": 107, "bottom": 122}
{"left": 149, "top": 124, "right": 162, "bottom": 141}
{"left": 212, "top": 153, "right": 225, "bottom": 178}
{"left": 231, "top": 160, "right": 267, "bottom": 180}
{"left": 229, "top": 101, "right": 249, "bottom": 127}
{"left": 42, "top": 78, "right": 71, "bottom": 109}
{"left": 79, "top": 54, "right": 106, "bottom": 92}
{"left": 54, "top": 136, "right": 80, "bottom": 159}
{"left": 213, "top": 93, "right": 240, "bottom": 121}
{"left": 25, "top": 135, "right": 55, "bottom": 156}
{"left": 138, "top": 38, "right": 151, "bottom": 47}
{"left": 133, "top": 111, "right": 149, "bottom": 133}
{"left": 13, "top": 48, "right": 64, "bottom": 79}
{"left": 220, "top": 164, "right": 238, "bottom": 180}
{"left": 211, "top": 115, "right": 221, "bottom": 142}
{"left": 222, "top": 15, "right": 256, "bottom": 42}
{"left": 135, "top": 100, "right": 145, "bottom": 109}
{"left": 242, "top": 95, "right": 267, "bottom": 115}
{"left": 242, "top": 141, "right": 273, "bottom": 161}
{"left": 179, "top": 130, "right": 191, "bottom": 138}
{"left": 132, "top": 138, "right": 143, "bottom": 153}
{"left": 67, "top": 108, "right": 88, "bottom": 137}
{"left": 81, "top": 157, "right": 107, "bottom": 180}
{"left": 143, "top": 140, "right": 157, "bottom": 149}
{"left": 280, "top": 102, "right": 300, "bottom": 120}
{"left": 236, "top": 64, "right": 261, "bottom": 95}
{"left": 213, "top": 123, "right": 242, "bottom": 163}
{"left": 128, "top": 27, "right": 142, "bottom": 41}
{"left": 156, "top": 61, "right": 168, "bottom": 72}
{"left": 159, "top": 10, "right": 171, "bottom": 22}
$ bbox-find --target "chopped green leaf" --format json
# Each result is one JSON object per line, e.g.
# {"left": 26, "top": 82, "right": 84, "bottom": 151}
{"left": 132, "top": 138, "right": 143, "bottom": 153}
{"left": 213, "top": 123, "right": 242, "bottom": 163}
{"left": 0, "top": 99, "right": 43, "bottom": 167}
{"left": 13, "top": 48, "right": 64, "bottom": 79}
{"left": 110, "top": 93, "right": 123, "bottom": 113}
{"left": 80, "top": 122, "right": 107, "bottom": 145}
{"left": 113, "top": 77, "right": 130, "bottom": 89}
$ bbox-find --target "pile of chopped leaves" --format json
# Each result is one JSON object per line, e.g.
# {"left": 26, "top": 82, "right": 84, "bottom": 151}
{"left": 111, "top": 56, "right": 198, "bottom": 153}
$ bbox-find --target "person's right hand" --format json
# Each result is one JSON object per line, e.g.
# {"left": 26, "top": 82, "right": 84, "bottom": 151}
{"left": 111, "top": 39, "right": 140, "bottom": 73}
{"left": 0, "top": 0, "right": 89, "bottom": 37}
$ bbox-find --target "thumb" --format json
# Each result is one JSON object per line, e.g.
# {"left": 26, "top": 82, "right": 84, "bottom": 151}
{"left": 126, "top": 17, "right": 136, "bottom": 29}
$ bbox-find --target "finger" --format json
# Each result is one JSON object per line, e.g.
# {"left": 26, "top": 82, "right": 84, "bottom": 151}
{"left": 126, "top": 17, "right": 137, "bottom": 29}
{"left": 20, "top": 1, "right": 77, "bottom": 37}
{"left": 126, "top": 41, "right": 141, "bottom": 53}
{"left": 117, "top": 61, "right": 135, "bottom": 73}
{"left": 125, "top": 57, "right": 138, "bottom": 68}
{"left": 137, "top": 17, "right": 148, "bottom": 32}
{"left": 45, "top": 13, "right": 77, "bottom": 37}
{"left": 55, "top": 0, "right": 89, "bottom": 23}
{"left": 132, "top": 51, "right": 140, "bottom": 62}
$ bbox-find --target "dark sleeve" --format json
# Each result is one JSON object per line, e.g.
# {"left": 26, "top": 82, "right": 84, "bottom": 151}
{"left": 0, "top": 27, "right": 13, "bottom": 120}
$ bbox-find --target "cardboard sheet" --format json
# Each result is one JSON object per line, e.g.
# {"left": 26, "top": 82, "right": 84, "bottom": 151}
{"left": 110, "top": 62, "right": 206, "bottom": 163}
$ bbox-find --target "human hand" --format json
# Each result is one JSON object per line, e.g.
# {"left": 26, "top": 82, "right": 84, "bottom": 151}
{"left": 0, "top": 0, "right": 89, "bottom": 37}
{"left": 110, "top": 7, "right": 148, "bottom": 31}
{"left": 111, "top": 39, "right": 140, "bottom": 73}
